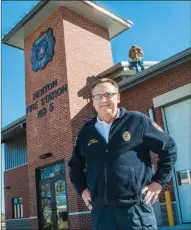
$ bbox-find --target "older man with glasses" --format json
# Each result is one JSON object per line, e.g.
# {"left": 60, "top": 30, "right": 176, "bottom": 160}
{"left": 68, "top": 78, "right": 177, "bottom": 230}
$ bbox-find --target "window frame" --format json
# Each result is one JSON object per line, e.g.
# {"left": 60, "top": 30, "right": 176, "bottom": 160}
{"left": 12, "top": 197, "right": 23, "bottom": 219}
{"left": 148, "top": 107, "right": 156, "bottom": 122}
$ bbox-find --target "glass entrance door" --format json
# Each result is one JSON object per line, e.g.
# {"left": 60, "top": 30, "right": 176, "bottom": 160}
{"left": 38, "top": 162, "right": 69, "bottom": 230}
{"left": 54, "top": 180, "right": 68, "bottom": 229}
{"left": 40, "top": 181, "right": 54, "bottom": 230}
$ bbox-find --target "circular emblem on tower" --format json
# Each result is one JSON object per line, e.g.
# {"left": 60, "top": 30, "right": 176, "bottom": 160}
{"left": 31, "top": 28, "right": 55, "bottom": 72}
{"left": 122, "top": 131, "right": 131, "bottom": 142}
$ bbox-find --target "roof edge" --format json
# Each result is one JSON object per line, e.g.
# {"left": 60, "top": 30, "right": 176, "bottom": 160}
{"left": 1, "top": 115, "right": 26, "bottom": 135}
{"left": 2, "top": 0, "right": 132, "bottom": 48}
{"left": 119, "top": 47, "right": 191, "bottom": 92}
{"left": 84, "top": 1, "right": 133, "bottom": 27}
{"left": 2, "top": 1, "right": 48, "bottom": 44}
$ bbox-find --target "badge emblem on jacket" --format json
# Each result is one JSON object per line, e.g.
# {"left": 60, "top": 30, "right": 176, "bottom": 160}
{"left": 88, "top": 139, "right": 98, "bottom": 146}
{"left": 122, "top": 131, "right": 131, "bottom": 141}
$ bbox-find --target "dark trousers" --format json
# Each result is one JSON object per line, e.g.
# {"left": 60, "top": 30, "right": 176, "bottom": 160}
{"left": 132, "top": 60, "right": 145, "bottom": 72}
{"left": 91, "top": 201, "right": 157, "bottom": 230}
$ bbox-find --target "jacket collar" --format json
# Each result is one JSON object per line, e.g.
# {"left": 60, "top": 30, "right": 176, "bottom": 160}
{"left": 96, "top": 108, "right": 120, "bottom": 125}
{"left": 84, "top": 107, "right": 128, "bottom": 128}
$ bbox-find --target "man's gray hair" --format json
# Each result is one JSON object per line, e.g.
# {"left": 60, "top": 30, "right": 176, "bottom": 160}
{"left": 91, "top": 78, "right": 119, "bottom": 93}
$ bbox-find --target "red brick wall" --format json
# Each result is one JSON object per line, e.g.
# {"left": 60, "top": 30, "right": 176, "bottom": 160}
{"left": 29, "top": 219, "right": 38, "bottom": 230}
{"left": 24, "top": 6, "right": 112, "bottom": 230}
{"left": 120, "top": 61, "right": 191, "bottom": 202}
{"left": 4, "top": 164, "right": 30, "bottom": 219}
{"left": 69, "top": 214, "right": 92, "bottom": 230}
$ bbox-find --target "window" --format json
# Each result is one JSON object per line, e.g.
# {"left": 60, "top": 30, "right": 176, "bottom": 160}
{"left": 148, "top": 107, "right": 156, "bottom": 122}
{"left": 12, "top": 197, "right": 23, "bottom": 219}
{"left": 5, "top": 136, "right": 27, "bottom": 170}
{"left": 41, "top": 163, "right": 64, "bottom": 180}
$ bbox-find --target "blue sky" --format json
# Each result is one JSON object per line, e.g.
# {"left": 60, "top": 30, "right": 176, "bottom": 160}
{"left": 1, "top": 0, "right": 190, "bottom": 212}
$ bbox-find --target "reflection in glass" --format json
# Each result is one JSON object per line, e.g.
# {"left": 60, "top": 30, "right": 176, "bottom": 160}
{"left": 41, "top": 183, "right": 53, "bottom": 230}
{"left": 55, "top": 180, "right": 68, "bottom": 230}
{"left": 41, "top": 163, "right": 64, "bottom": 180}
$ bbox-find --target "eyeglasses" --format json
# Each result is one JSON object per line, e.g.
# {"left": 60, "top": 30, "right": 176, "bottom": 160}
{"left": 92, "top": 92, "right": 118, "bottom": 100}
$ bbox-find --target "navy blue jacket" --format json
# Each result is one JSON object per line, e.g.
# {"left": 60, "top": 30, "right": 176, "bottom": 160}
{"left": 68, "top": 107, "right": 177, "bottom": 208}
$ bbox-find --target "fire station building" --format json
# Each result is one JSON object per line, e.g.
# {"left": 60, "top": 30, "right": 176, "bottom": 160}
{"left": 1, "top": 1, "right": 191, "bottom": 230}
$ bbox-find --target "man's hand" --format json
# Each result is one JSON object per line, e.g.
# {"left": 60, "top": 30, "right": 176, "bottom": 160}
{"left": 142, "top": 181, "right": 162, "bottom": 205}
{"left": 82, "top": 188, "right": 92, "bottom": 210}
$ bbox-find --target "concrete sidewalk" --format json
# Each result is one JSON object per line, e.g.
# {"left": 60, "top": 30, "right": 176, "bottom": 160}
{"left": 158, "top": 223, "right": 191, "bottom": 229}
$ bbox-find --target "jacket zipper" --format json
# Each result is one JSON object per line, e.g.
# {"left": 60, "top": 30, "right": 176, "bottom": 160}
{"left": 85, "top": 126, "right": 109, "bottom": 204}
{"left": 85, "top": 126, "right": 107, "bottom": 145}
{"left": 132, "top": 168, "right": 139, "bottom": 195}
{"left": 85, "top": 119, "right": 122, "bottom": 206}
{"left": 108, "top": 117, "right": 122, "bottom": 141}
{"left": 104, "top": 162, "right": 108, "bottom": 205}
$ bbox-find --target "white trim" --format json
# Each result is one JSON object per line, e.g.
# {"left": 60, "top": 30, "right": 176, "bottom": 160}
{"left": 84, "top": 1, "right": 133, "bottom": 28}
{"left": 6, "top": 216, "right": 37, "bottom": 221}
{"left": 1, "top": 115, "right": 26, "bottom": 134}
{"left": 153, "top": 83, "right": 191, "bottom": 108}
{"left": 69, "top": 211, "right": 91, "bottom": 216}
{"left": 4, "top": 163, "right": 28, "bottom": 172}
{"left": 2, "top": 0, "right": 132, "bottom": 49}
{"left": 29, "top": 216, "right": 37, "bottom": 219}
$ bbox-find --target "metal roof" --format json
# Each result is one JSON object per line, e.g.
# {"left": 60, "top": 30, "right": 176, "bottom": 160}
{"left": 2, "top": 0, "right": 133, "bottom": 49}
{"left": 1, "top": 116, "right": 26, "bottom": 143}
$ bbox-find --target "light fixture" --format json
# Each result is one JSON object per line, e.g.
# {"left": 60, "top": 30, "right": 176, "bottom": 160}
{"left": 39, "top": 152, "right": 53, "bottom": 159}
{"left": 4, "top": 186, "right": 11, "bottom": 189}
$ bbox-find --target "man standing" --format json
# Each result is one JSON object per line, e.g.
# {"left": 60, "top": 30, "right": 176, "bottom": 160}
{"left": 68, "top": 78, "right": 177, "bottom": 230}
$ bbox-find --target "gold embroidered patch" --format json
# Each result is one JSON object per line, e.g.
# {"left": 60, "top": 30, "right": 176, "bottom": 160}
{"left": 122, "top": 131, "right": 131, "bottom": 142}
{"left": 88, "top": 139, "right": 98, "bottom": 146}
{"left": 152, "top": 122, "right": 163, "bottom": 132}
